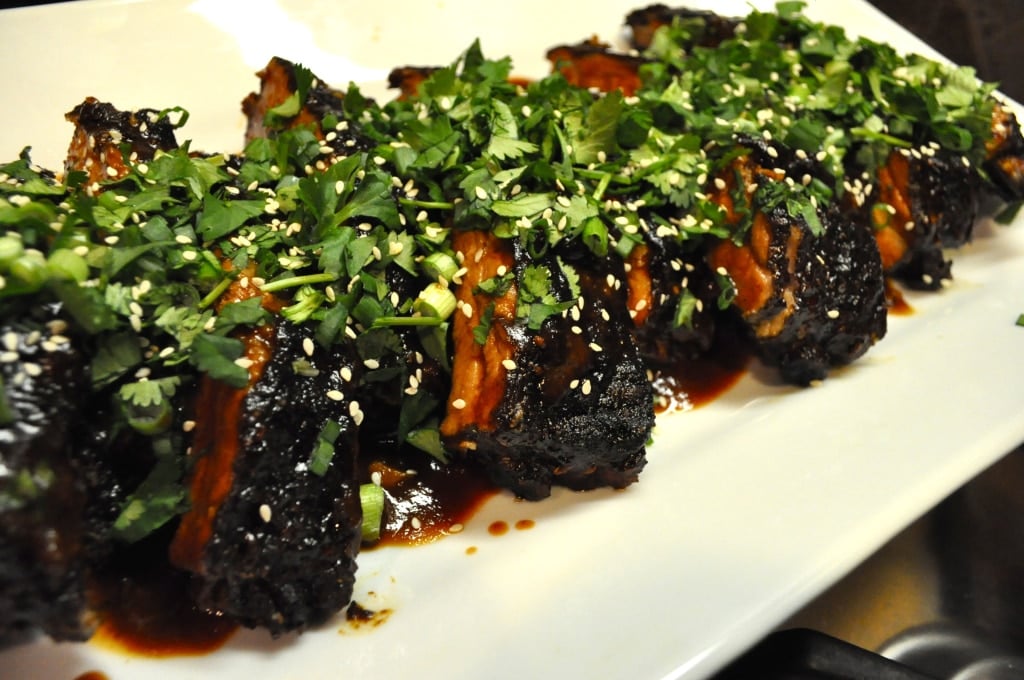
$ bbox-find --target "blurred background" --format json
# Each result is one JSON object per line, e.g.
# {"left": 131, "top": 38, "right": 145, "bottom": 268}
{"left": 869, "top": 0, "right": 1024, "bottom": 102}
{"left": 8, "top": 0, "right": 1023, "bottom": 100}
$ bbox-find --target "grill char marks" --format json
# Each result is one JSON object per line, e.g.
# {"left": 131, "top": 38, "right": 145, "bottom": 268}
{"left": 440, "top": 230, "right": 652, "bottom": 500}
{"left": 0, "top": 320, "right": 94, "bottom": 644}
{"left": 707, "top": 139, "right": 888, "bottom": 385}
{"left": 170, "top": 317, "right": 362, "bottom": 635}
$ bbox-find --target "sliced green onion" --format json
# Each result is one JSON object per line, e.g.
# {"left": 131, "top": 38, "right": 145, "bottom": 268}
{"left": 46, "top": 248, "right": 89, "bottom": 282}
{"left": 359, "top": 483, "right": 386, "bottom": 543}
{"left": 9, "top": 251, "right": 47, "bottom": 290}
{"left": 415, "top": 282, "right": 457, "bottom": 319}
{"left": 0, "top": 235, "right": 25, "bottom": 269}
{"left": 421, "top": 251, "right": 459, "bottom": 282}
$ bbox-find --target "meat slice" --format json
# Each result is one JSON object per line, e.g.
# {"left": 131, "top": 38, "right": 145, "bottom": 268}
{"left": 706, "top": 139, "right": 888, "bottom": 385}
{"left": 0, "top": 316, "right": 95, "bottom": 644}
{"left": 64, "top": 97, "right": 179, "bottom": 184}
{"left": 439, "top": 230, "right": 652, "bottom": 500}
{"left": 625, "top": 4, "right": 738, "bottom": 51}
{"left": 622, "top": 222, "right": 722, "bottom": 365}
{"left": 388, "top": 65, "right": 442, "bottom": 99}
{"left": 170, "top": 290, "right": 363, "bottom": 634}
{"left": 241, "top": 56, "right": 372, "bottom": 156}
{"left": 984, "top": 102, "right": 1024, "bottom": 202}
{"left": 546, "top": 38, "right": 647, "bottom": 95}
{"left": 861, "top": 147, "right": 979, "bottom": 289}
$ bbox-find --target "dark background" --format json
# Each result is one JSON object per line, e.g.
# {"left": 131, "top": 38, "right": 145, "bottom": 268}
{"left": 868, "top": 0, "right": 1024, "bottom": 101}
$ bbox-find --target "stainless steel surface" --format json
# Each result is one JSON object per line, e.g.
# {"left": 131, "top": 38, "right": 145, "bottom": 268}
{"left": 781, "top": 445, "right": 1024, "bottom": 678}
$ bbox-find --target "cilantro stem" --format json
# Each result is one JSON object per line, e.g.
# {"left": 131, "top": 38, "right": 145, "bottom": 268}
{"left": 0, "top": 375, "right": 15, "bottom": 425}
{"left": 198, "top": 276, "right": 234, "bottom": 310}
{"left": 1016, "top": 313, "right": 1024, "bottom": 327}
{"left": 575, "top": 168, "right": 634, "bottom": 186}
{"left": 259, "top": 272, "right": 337, "bottom": 293}
{"left": 398, "top": 198, "right": 456, "bottom": 210}
{"left": 592, "top": 172, "right": 613, "bottom": 201}
{"left": 372, "top": 315, "right": 445, "bottom": 328}
{"left": 849, "top": 127, "right": 912, "bottom": 148}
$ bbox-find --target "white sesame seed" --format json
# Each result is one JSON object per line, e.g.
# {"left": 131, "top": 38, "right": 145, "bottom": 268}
{"left": 581, "top": 379, "right": 592, "bottom": 395}
{"left": 259, "top": 504, "right": 272, "bottom": 523}
{"left": 363, "top": 358, "right": 380, "bottom": 370}
{"left": 235, "top": 357, "right": 254, "bottom": 369}
{"left": 302, "top": 337, "right": 315, "bottom": 356}
{"left": 826, "top": 309, "right": 840, "bottom": 319}
{"left": 22, "top": 362, "right": 41, "bottom": 377}
{"left": 588, "top": 342, "right": 603, "bottom": 352}
{"left": 452, "top": 398, "right": 467, "bottom": 410}
{"left": 474, "top": 186, "right": 488, "bottom": 200}
{"left": 501, "top": 359, "right": 517, "bottom": 371}
{"left": 410, "top": 517, "right": 422, "bottom": 530}
{"left": 326, "top": 389, "right": 344, "bottom": 401}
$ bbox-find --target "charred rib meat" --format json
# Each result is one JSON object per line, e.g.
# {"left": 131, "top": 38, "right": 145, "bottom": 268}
{"left": 706, "top": 139, "right": 888, "bottom": 384}
{"left": 170, "top": 315, "right": 363, "bottom": 634}
{"left": 64, "top": 96, "right": 179, "bottom": 184}
{"left": 0, "top": 317, "right": 94, "bottom": 644}
{"left": 439, "top": 231, "right": 652, "bottom": 500}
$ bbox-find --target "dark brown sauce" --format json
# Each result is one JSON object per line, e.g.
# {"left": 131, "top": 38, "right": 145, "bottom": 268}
{"left": 651, "top": 337, "right": 751, "bottom": 413}
{"left": 88, "top": 344, "right": 749, "bottom": 656}
{"left": 90, "top": 533, "right": 237, "bottom": 658}
{"left": 74, "top": 673, "right": 109, "bottom": 680}
{"left": 886, "top": 280, "right": 914, "bottom": 316}
{"left": 488, "top": 520, "right": 510, "bottom": 536}
{"left": 364, "top": 447, "right": 498, "bottom": 547}
{"left": 343, "top": 601, "right": 393, "bottom": 630}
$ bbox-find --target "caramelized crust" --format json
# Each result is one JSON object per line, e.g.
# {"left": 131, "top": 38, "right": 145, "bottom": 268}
{"left": 64, "top": 97, "right": 178, "bottom": 184}
{"left": 866, "top": 147, "right": 979, "bottom": 289}
{"left": 388, "top": 66, "right": 441, "bottom": 100}
{"left": 546, "top": 38, "right": 646, "bottom": 95}
{"left": 625, "top": 4, "right": 738, "bottom": 51}
{"left": 984, "top": 103, "right": 1024, "bottom": 201}
{"left": 706, "top": 141, "right": 887, "bottom": 384}
{"left": 242, "top": 57, "right": 348, "bottom": 144}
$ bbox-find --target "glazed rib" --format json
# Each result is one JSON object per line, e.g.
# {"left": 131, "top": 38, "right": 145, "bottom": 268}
{"left": 440, "top": 230, "right": 652, "bottom": 500}
{"left": 169, "top": 311, "right": 363, "bottom": 634}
